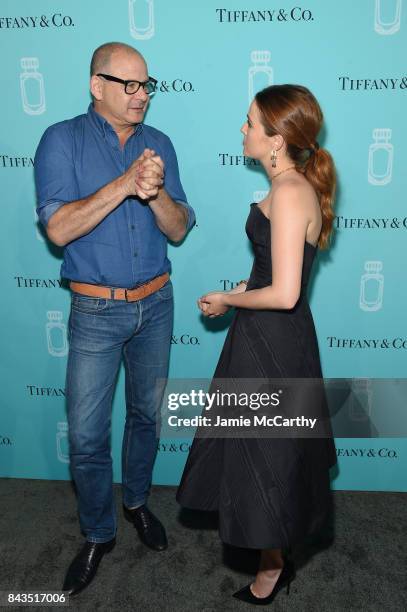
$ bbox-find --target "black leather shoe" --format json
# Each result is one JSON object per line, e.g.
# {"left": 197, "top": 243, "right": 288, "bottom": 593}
{"left": 62, "top": 538, "right": 115, "bottom": 596}
{"left": 124, "top": 504, "right": 168, "bottom": 551}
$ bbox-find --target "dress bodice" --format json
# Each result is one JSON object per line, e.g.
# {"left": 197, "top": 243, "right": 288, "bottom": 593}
{"left": 245, "top": 203, "right": 317, "bottom": 292}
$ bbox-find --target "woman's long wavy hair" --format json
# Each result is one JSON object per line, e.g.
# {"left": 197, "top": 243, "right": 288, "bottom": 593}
{"left": 255, "top": 84, "right": 336, "bottom": 249}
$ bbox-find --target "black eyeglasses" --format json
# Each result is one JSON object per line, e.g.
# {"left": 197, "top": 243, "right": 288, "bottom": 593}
{"left": 97, "top": 73, "right": 157, "bottom": 95}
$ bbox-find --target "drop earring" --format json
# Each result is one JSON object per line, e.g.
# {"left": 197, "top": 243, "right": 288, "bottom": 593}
{"left": 271, "top": 150, "right": 277, "bottom": 168}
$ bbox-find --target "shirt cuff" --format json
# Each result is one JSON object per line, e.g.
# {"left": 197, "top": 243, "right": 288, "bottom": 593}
{"left": 36, "top": 201, "right": 65, "bottom": 227}
{"left": 176, "top": 200, "right": 196, "bottom": 232}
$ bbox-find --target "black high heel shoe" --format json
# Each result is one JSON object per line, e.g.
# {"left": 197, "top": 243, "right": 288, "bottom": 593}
{"left": 232, "top": 558, "right": 295, "bottom": 606}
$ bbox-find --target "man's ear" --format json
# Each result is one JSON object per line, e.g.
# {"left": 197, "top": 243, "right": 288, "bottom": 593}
{"left": 90, "top": 75, "right": 103, "bottom": 101}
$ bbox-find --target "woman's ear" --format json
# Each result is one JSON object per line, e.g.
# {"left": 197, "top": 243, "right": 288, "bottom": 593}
{"left": 272, "top": 134, "right": 285, "bottom": 152}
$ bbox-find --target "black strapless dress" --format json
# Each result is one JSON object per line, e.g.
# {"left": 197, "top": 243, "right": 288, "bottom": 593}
{"left": 176, "top": 203, "right": 337, "bottom": 550}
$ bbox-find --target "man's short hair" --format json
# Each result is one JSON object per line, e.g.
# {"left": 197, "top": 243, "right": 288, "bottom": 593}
{"left": 90, "top": 42, "right": 143, "bottom": 76}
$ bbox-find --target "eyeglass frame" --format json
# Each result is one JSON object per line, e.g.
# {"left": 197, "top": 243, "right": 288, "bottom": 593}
{"left": 97, "top": 73, "right": 157, "bottom": 95}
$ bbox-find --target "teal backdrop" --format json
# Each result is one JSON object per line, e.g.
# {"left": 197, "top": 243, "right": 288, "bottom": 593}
{"left": 1, "top": 0, "right": 406, "bottom": 491}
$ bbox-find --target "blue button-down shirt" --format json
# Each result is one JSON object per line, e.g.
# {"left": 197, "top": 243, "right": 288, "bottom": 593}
{"left": 35, "top": 104, "right": 195, "bottom": 287}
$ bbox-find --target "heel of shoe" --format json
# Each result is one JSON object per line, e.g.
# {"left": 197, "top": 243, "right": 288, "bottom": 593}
{"left": 103, "top": 538, "right": 116, "bottom": 554}
{"left": 283, "top": 560, "right": 295, "bottom": 596}
{"left": 123, "top": 505, "right": 134, "bottom": 524}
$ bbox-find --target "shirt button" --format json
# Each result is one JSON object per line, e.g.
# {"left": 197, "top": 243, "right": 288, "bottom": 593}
{"left": 131, "top": 225, "right": 135, "bottom": 230}
{"left": 134, "top": 252, "right": 138, "bottom": 257}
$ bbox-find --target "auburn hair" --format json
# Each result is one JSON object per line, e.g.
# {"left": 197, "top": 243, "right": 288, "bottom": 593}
{"left": 255, "top": 84, "right": 336, "bottom": 249}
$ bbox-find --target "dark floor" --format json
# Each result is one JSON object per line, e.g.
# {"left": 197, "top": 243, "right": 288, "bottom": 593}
{"left": 0, "top": 479, "right": 406, "bottom": 611}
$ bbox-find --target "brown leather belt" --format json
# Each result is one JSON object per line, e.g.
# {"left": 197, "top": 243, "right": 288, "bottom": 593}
{"left": 70, "top": 272, "right": 170, "bottom": 302}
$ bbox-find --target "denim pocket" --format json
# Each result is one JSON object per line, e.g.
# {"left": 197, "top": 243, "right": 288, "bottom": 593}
{"left": 71, "top": 293, "right": 108, "bottom": 313}
{"left": 155, "top": 281, "right": 173, "bottom": 301}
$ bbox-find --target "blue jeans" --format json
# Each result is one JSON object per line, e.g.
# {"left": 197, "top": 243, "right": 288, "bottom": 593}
{"left": 66, "top": 280, "right": 173, "bottom": 543}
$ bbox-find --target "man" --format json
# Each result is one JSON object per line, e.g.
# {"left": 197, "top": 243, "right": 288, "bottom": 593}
{"left": 34, "top": 42, "right": 195, "bottom": 596}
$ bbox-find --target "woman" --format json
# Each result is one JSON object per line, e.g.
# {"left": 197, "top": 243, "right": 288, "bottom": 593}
{"left": 176, "top": 84, "right": 337, "bottom": 605}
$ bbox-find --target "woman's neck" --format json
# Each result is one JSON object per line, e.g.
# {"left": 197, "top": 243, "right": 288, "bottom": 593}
{"left": 264, "top": 158, "right": 296, "bottom": 182}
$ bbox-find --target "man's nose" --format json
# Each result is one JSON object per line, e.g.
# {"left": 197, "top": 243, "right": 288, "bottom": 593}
{"left": 133, "top": 87, "right": 149, "bottom": 101}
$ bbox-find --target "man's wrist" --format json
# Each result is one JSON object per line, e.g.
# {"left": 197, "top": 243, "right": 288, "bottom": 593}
{"left": 115, "top": 175, "right": 129, "bottom": 199}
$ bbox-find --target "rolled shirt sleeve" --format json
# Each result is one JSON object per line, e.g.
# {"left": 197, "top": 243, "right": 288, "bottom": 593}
{"left": 161, "top": 135, "right": 196, "bottom": 232}
{"left": 34, "top": 123, "right": 78, "bottom": 227}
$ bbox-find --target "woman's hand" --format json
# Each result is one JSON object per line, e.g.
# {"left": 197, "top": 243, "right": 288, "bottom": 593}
{"left": 198, "top": 291, "right": 230, "bottom": 317}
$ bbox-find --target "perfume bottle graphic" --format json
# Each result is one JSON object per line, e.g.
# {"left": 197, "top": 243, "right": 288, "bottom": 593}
{"left": 56, "top": 422, "right": 70, "bottom": 463}
{"left": 34, "top": 205, "right": 44, "bottom": 242}
{"left": 20, "top": 57, "right": 46, "bottom": 115}
{"left": 129, "top": 0, "right": 154, "bottom": 39}
{"left": 349, "top": 378, "right": 372, "bottom": 422}
{"left": 359, "top": 261, "right": 384, "bottom": 311}
{"left": 374, "top": 0, "right": 402, "bottom": 35}
{"left": 248, "top": 51, "right": 273, "bottom": 103}
{"left": 253, "top": 190, "right": 268, "bottom": 203}
{"left": 46, "top": 311, "right": 68, "bottom": 357}
{"left": 368, "top": 129, "right": 393, "bottom": 185}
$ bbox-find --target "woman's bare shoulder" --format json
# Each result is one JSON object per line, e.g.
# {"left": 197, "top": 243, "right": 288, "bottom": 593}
{"left": 272, "top": 174, "right": 318, "bottom": 209}
{"left": 273, "top": 173, "right": 315, "bottom": 196}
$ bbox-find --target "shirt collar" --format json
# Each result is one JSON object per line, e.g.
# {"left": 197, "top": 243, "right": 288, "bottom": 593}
{"left": 87, "top": 104, "right": 143, "bottom": 139}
